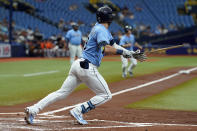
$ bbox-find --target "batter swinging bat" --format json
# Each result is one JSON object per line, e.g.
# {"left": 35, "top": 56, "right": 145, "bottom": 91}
{"left": 145, "top": 44, "right": 184, "bottom": 54}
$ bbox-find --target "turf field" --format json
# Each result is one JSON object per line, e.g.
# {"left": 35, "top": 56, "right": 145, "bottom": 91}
{"left": 0, "top": 56, "right": 197, "bottom": 106}
{"left": 126, "top": 77, "right": 197, "bottom": 112}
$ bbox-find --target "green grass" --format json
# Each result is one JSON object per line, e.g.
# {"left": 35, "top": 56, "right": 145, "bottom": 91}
{"left": 126, "top": 77, "right": 197, "bottom": 112}
{"left": 0, "top": 56, "right": 197, "bottom": 106}
{"left": 133, "top": 56, "right": 197, "bottom": 76}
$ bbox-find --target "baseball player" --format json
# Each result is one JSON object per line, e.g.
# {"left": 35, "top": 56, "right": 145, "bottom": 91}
{"left": 24, "top": 6, "right": 146, "bottom": 125}
{"left": 66, "top": 23, "right": 83, "bottom": 65}
{"left": 120, "top": 25, "right": 143, "bottom": 78}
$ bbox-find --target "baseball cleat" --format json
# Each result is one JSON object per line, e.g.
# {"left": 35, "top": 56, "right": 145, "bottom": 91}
{"left": 122, "top": 73, "right": 127, "bottom": 78}
{"left": 70, "top": 109, "right": 88, "bottom": 125}
{"left": 24, "top": 107, "right": 34, "bottom": 124}
{"left": 129, "top": 71, "right": 133, "bottom": 77}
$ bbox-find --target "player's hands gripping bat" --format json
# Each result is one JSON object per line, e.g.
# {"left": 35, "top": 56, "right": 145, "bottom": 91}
{"left": 122, "top": 49, "right": 147, "bottom": 62}
{"left": 122, "top": 50, "right": 134, "bottom": 58}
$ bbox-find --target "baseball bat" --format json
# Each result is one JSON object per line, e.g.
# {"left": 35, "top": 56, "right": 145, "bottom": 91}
{"left": 145, "top": 44, "right": 184, "bottom": 54}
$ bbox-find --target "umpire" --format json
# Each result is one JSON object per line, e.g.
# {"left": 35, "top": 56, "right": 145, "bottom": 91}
{"left": 66, "top": 23, "right": 83, "bottom": 65}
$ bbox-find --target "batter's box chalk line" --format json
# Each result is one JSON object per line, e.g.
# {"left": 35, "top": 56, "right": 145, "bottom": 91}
{"left": 0, "top": 116, "right": 197, "bottom": 131}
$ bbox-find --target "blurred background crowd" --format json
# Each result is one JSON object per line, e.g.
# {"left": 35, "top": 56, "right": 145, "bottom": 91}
{"left": 0, "top": 0, "right": 196, "bottom": 57}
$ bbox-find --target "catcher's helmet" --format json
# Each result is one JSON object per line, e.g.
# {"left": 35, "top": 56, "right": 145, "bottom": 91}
{"left": 124, "top": 25, "right": 133, "bottom": 33}
{"left": 96, "top": 6, "right": 113, "bottom": 23}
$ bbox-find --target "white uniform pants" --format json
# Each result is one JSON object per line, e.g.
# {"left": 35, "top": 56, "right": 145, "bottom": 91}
{"left": 69, "top": 44, "right": 82, "bottom": 65}
{"left": 29, "top": 58, "right": 112, "bottom": 115}
{"left": 121, "top": 55, "right": 137, "bottom": 73}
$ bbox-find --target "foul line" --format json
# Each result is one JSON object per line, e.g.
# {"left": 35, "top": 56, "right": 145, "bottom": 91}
{"left": 41, "top": 67, "right": 197, "bottom": 115}
{"left": 0, "top": 70, "right": 59, "bottom": 77}
{"left": 23, "top": 70, "right": 59, "bottom": 77}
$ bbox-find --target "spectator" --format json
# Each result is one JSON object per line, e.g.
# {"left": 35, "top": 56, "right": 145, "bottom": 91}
{"left": 34, "top": 27, "right": 43, "bottom": 41}
{"left": 154, "top": 25, "right": 162, "bottom": 35}
{"left": 16, "top": 29, "right": 27, "bottom": 44}
{"left": 161, "top": 24, "right": 168, "bottom": 34}
{"left": 29, "top": 40, "right": 43, "bottom": 57}
{"left": 141, "top": 26, "right": 154, "bottom": 37}
{"left": 169, "top": 22, "right": 177, "bottom": 31}
{"left": 177, "top": 23, "right": 185, "bottom": 30}
{"left": 117, "top": 6, "right": 135, "bottom": 21}
{"left": 69, "top": 4, "right": 78, "bottom": 11}
{"left": 27, "top": 27, "right": 34, "bottom": 41}
{"left": 58, "top": 18, "right": 65, "bottom": 29}
{"left": 44, "top": 39, "right": 55, "bottom": 57}
{"left": 135, "top": 4, "right": 143, "bottom": 12}
{"left": 54, "top": 35, "right": 67, "bottom": 57}
{"left": 0, "top": 21, "right": 8, "bottom": 34}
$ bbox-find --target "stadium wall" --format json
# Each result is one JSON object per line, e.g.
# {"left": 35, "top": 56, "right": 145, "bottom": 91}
{"left": 0, "top": 43, "right": 25, "bottom": 57}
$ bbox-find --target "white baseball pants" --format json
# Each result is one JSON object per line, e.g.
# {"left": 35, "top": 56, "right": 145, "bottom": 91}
{"left": 121, "top": 55, "right": 137, "bottom": 73}
{"left": 69, "top": 44, "right": 82, "bottom": 65}
{"left": 28, "top": 58, "right": 112, "bottom": 115}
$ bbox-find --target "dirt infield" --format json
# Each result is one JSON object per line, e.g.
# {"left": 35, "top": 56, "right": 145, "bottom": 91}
{"left": 0, "top": 66, "right": 197, "bottom": 130}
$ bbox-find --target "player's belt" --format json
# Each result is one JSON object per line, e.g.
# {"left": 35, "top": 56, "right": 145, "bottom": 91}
{"left": 80, "top": 59, "right": 90, "bottom": 69}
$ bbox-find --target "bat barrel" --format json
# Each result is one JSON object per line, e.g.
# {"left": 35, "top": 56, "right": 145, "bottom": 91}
{"left": 145, "top": 44, "right": 184, "bottom": 54}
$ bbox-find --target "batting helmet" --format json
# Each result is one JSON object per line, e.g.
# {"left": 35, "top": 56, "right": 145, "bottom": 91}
{"left": 124, "top": 25, "right": 133, "bottom": 33}
{"left": 96, "top": 6, "right": 113, "bottom": 23}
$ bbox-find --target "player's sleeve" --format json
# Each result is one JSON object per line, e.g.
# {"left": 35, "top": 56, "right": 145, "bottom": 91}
{"left": 132, "top": 35, "right": 135, "bottom": 44}
{"left": 80, "top": 31, "right": 82, "bottom": 42}
{"left": 119, "top": 36, "right": 125, "bottom": 46}
{"left": 97, "top": 30, "right": 110, "bottom": 47}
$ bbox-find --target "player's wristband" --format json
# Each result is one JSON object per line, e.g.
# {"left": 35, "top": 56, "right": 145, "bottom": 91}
{"left": 116, "top": 49, "right": 123, "bottom": 55}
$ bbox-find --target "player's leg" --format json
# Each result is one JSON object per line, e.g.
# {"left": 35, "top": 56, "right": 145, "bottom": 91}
{"left": 25, "top": 60, "right": 81, "bottom": 124}
{"left": 128, "top": 57, "right": 137, "bottom": 76}
{"left": 69, "top": 44, "right": 77, "bottom": 65}
{"left": 56, "top": 48, "right": 60, "bottom": 57}
{"left": 43, "top": 48, "right": 47, "bottom": 57}
{"left": 70, "top": 61, "right": 112, "bottom": 124}
{"left": 62, "top": 48, "right": 66, "bottom": 57}
{"left": 76, "top": 45, "right": 82, "bottom": 58}
{"left": 121, "top": 55, "right": 128, "bottom": 78}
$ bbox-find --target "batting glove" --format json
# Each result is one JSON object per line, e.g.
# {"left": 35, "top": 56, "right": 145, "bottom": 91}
{"left": 132, "top": 49, "right": 147, "bottom": 62}
{"left": 122, "top": 50, "right": 135, "bottom": 58}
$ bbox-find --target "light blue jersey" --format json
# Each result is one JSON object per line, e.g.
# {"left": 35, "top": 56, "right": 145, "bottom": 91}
{"left": 119, "top": 34, "right": 135, "bottom": 51}
{"left": 66, "top": 29, "right": 82, "bottom": 45}
{"left": 82, "top": 23, "right": 113, "bottom": 67}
